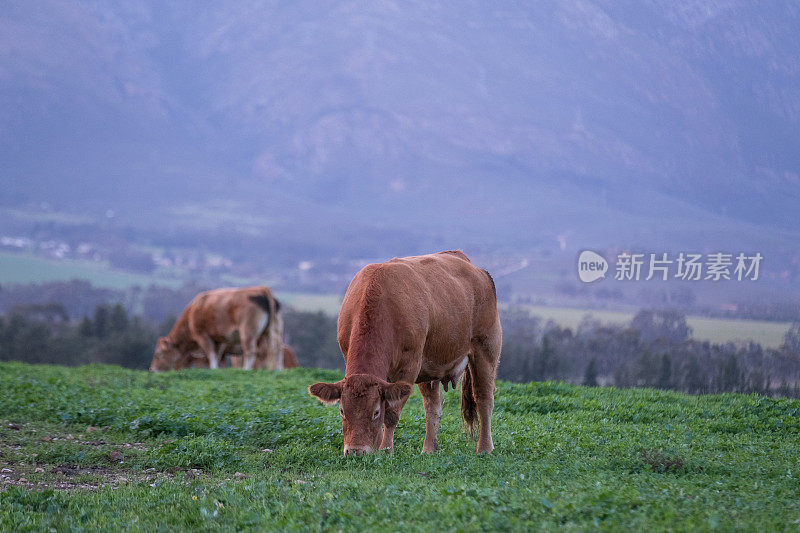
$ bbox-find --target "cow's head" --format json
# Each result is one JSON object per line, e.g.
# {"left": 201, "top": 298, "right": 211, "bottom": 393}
{"left": 309, "top": 374, "right": 412, "bottom": 456}
{"left": 150, "top": 337, "right": 182, "bottom": 372}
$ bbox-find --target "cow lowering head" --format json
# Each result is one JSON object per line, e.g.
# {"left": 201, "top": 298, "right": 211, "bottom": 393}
{"left": 150, "top": 337, "right": 182, "bottom": 372}
{"left": 309, "top": 374, "right": 412, "bottom": 456}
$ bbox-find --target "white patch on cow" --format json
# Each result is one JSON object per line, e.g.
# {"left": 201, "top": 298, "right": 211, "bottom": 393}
{"left": 419, "top": 354, "right": 469, "bottom": 383}
{"left": 208, "top": 350, "right": 220, "bottom": 369}
{"left": 256, "top": 312, "right": 269, "bottom": 336}
{"left": 451, "top": 357, "right": 469, "bottom": 379}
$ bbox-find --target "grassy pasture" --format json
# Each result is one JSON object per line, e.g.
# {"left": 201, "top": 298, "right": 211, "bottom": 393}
{"left": 1, "top": 362, "right": 799, "bottom": 531}
{"left": 0, "top": 251, "right": 181, "bottom": 290}
{"left": 275, "top": 292, "right": 343, "bottom": 315}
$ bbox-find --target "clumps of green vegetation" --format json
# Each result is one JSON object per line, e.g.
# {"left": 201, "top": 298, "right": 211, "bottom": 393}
{"left": 129, "top": 413, "right": 197, "bottom": 438}
{"left": 35, "top": 443, "right": 115, "bottom": 467}
{"left": 147, "top": 436, "right": 242, "bottom": 472}
{"left": 639, "top": 448, "right": 687, "bottom": 474}
{"left": 0, "top": 487, "right": 62, "bottom": 513}
{"left": 1, "top": 362, "right": 800, "bottom": 530}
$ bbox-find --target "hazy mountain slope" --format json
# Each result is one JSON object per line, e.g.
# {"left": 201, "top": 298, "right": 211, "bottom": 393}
{"left": 1, "top": 1, "right": 798, "bottom": 251}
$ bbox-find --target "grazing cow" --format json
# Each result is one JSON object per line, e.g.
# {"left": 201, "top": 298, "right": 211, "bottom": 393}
{"left": 308, "top": 250, "right": 501, "bottom": 456}
{"left": 150, "top": 286, "right": 283, "bottom": 372}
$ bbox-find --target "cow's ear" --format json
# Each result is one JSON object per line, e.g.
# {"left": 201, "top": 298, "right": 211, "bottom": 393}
{"left": 309, "top": 381, "right": 343, "bottom": 405}
{"left": 381, "top": 381, "right": 412, "bottom": 402}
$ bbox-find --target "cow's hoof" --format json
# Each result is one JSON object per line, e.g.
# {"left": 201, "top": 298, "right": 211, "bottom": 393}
{"left": 421, "top": 443, "right": 439, "bottom": 454}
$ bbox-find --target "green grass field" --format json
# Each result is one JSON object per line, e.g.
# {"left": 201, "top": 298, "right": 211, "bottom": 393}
{"left": 275, "top": 292, "right": 343, "bottom": 315}
{"left": 1, "top": 363, "right": 799, "bottom": 531}
{"left": 0, "top": 251, "right": 181, "bottom": 290}
{"left": 522, "top": 304, "right": 793, "bottom": 348}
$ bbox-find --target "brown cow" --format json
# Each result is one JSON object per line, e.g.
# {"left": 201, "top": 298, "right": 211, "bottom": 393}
{"left": 308, "top": 250, "right": 501, "bottom": 456}
{"left": 150, "top": 286, "right": 283, "bottom": 372}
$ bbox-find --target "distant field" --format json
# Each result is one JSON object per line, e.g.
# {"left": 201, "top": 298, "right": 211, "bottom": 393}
{"left": 276, "top": 292, "right": 343, "bottom": 315}
{"left": 1, "top": 363, "right": 799, "bottom": 530}
{"left": 275, "top": 299, "right": 793, "bottom": 348}
{"left": 0, "top": 251, "right": 180, "bottom": 290}
{"left": 520, "top": 304, "right": 792, "bottom": 348}
{"left": 0, "top": 251, "right": 791, "bottom": 347}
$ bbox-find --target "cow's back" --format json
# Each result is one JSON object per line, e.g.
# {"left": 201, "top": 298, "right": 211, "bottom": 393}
{"left": 398, "top": 252, "right": 497, "bottom": 363}
{"left": 185, "top": 289, "right": 232, "bottom": 338}
{"left": 184, "top": 286, "right": 275, "bottom": 339}
{"left": 338, "top": 251, "right": 497, "bottom": 377}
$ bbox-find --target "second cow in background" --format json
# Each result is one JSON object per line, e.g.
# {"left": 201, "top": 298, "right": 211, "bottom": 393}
{"left": 150, "top": 286, "right": 283, "bottom": 372}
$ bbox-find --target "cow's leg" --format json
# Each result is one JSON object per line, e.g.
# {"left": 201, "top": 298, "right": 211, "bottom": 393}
{"left": 378, "top": 361, "right": 417, "bottom": 452}
{"left": 196, "top": 335, "right": 220, "bottom": 369}
{"left": 470, "top": 324, "right": 502, "bottom": 454}
{"left": 379, "top": 392, "right": 410, "bottom": 452}
{"left": 241, "top": 318, "right": 272, "bottom": 371}
{"left": 240, "top": 326, "right": 259, "bottom": 371}
{"left": 217, "top": 342, "right": 229, "bottom": 367}
{"left": 419, "top": 380, "right": 443, "bottom": 453}
{"left": 243, "top": 308, "right": 276, "bottom": 370}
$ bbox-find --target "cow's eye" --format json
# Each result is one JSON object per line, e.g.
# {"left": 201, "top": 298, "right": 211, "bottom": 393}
{"left": 339, "top": 407, "right": 345, "bottom": 419}
{"left": 372, "top": 407, "right": 380, "bottom": 420}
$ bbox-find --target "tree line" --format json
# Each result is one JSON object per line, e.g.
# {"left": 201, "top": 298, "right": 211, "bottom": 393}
{"left": 1, "top": 299, "right": 799, "bottom": 398}
{"left": 3, "top": 279, "right": 799, "bottom": 324}
{"left": 497, "top": 308, "right": 800, "bottom": 398}
{"left": 0, "top": 303, "right": 341, "bottom": 372}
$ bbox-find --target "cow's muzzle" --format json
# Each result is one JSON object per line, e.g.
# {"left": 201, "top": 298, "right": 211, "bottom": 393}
{"left": 343, "top": 445, "right": 373, "bottom": 457}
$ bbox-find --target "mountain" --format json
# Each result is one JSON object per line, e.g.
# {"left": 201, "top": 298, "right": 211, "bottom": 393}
{"left": 1, "top": 0, "right": 799, "bottom": 260}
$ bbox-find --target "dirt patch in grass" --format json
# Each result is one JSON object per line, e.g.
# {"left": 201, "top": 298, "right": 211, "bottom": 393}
{"left": 0, "top": 423, "right": 195, "bottom": 492}
{"left": 1, "top": 463, "right": 122, "bottom": 491}
{"left": 0, "top": 421, "right": 181, "bottom": 491}
{"left": 1, "top": 462, "right": 204, "bottom": 492}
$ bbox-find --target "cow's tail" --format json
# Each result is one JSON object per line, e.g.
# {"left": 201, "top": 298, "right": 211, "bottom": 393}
{"left": 248, "top": 293, "right": 281, "bottom": 326}
{"left": 248, "top": 293, "right": 272, "bottom": 316}
{"left": 460, "top": 364, "right": 478, "bottom": 438}
{"left": 273, "top": 296, "right": 281, "bottom": 320}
